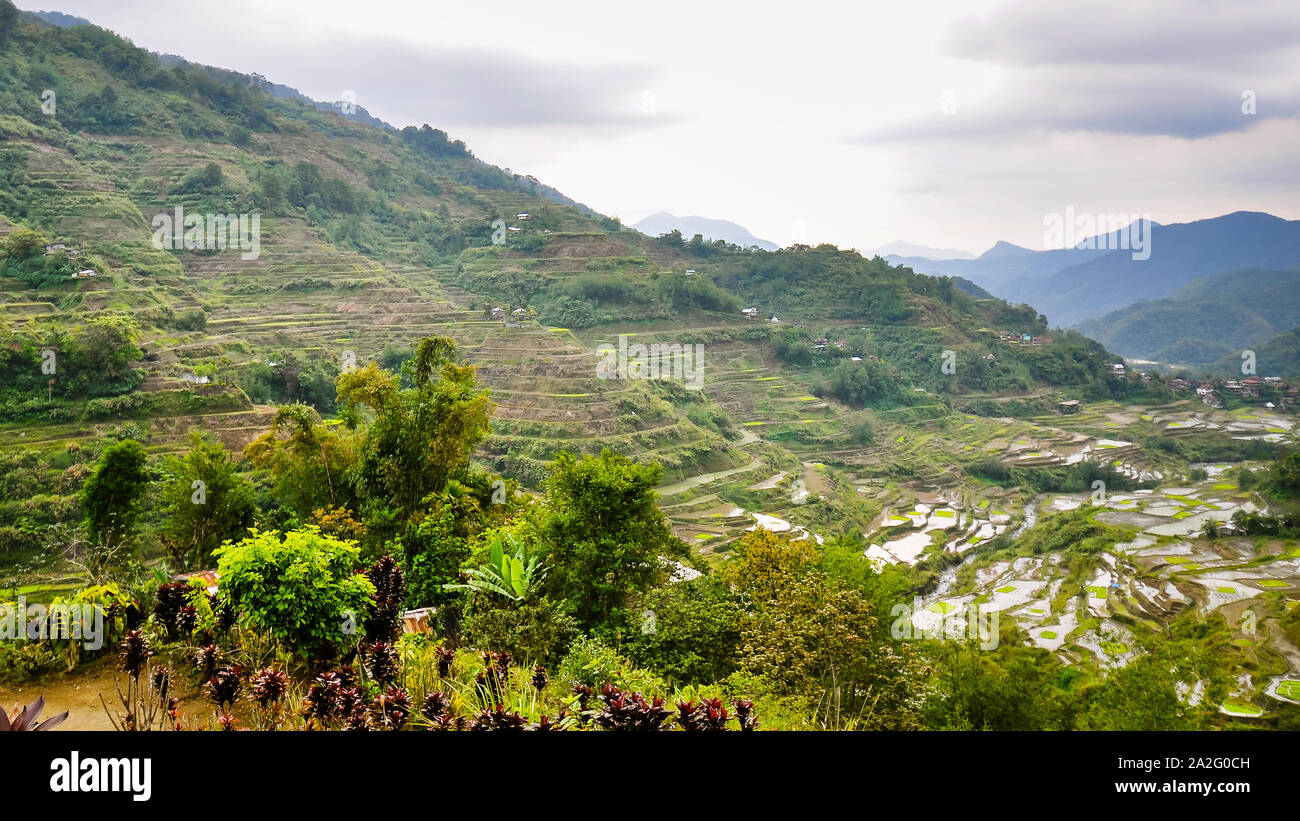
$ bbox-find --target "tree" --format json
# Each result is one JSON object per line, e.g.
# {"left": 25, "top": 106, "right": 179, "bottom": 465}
{"left": 0, "top": 227, "right": 47, "bottom": 260}
{"left": 625, "top": 575, "right": 743, "bottom": 684}
{"left": 80, "top": 440, "right": 150, "bottom": 546}
{"left": 244, "top": 403, "right": 356, "bottom": 520}
{"left": 67, "top": 316, "right": 144, "bottom": 398}
{"left": 337, "top": 336, "right": 492, "bottom": 518}
{"left": 722, "top": 527, "right": 818, "bottom": 604}
{"left": 532, "top": 449, "right": 686, "bottom": 632}
{"left": 740, "top": 570, "right": 921, "bottom": 730}
{"left": 214, "top": 528, "right": 375, "bottom": 659}
{"left": 161, "top": 433, "right": 257, "bottom": 569}
{"left": 199, "top": 162, "right": 223, "bottom": 189}
{"left": 923, "top": 642, "right": 1075, "bottom": 730}
{"left": 398, "top": 504, "right": 470, "bottom": 608}
{"left": 1080, "top": 639, "right": 1221, "bottom": 730}
{"left": 0, "top": 2, "right": 18, "bottom": 46}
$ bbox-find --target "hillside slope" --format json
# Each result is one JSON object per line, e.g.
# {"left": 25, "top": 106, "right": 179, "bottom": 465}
{"left": 1076, "top": 267, "right": 1300, "bottom": 365}
{"left": 0, "top": 6, "right": 1154, "bottom": 552}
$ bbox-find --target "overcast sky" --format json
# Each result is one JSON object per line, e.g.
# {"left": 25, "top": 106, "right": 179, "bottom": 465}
{"left": 31, "top": 0, "right": 1300, "bottom": 254}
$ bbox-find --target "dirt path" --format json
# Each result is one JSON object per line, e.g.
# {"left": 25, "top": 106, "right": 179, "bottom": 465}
{"left": 0, "top": 658, "right": 122, "bottom": 730}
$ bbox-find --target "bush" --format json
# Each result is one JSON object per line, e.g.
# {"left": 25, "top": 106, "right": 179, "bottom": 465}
{"left": 214, "top": 527, "right": 376, "bottom": 659}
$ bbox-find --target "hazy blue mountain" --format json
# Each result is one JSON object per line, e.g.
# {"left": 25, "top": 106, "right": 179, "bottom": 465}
{"left": 867, "top": 240, "right": 975, "bottom": 260}
{"left": 25, "top": 9, "right": 92, "bottom": 28}
{"left": 895, "top": 212, "right": 1300, "bottom": 327}
{"left": 633, "top": 212, "right": 779, "bottom": 251}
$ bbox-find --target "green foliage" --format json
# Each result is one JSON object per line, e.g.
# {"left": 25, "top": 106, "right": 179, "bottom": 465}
{"left": 398, "top": 504, "right": 470, "bottom": 608}
{"left": 922, "top": 642, "right": 1077, "bottom": 730}
{"left": 160, "top": 433, "right": 257, "bottom": 569}
{"left": 969, "top": 458, "right": 1145, "bottom": 495}
{"left": 0, "top": 317, "right": 144, "bottom": 412}
{"left": 460, "top": 594, "right": 577, "bottom": 667}
{"left": 445, "top": 530, "right": 546, "bottom": 602}
{"left": 533, "top": 450, "right": 686, "bottom": 632}
{"left": 740, "top": 570, "right": 920, "bottom": 730}
{"left": 338, "top": 337, "right": 492, "bottom": 517}
{"left": 79, "top": 439, "right": 149, "bottom": 545}
{"left": 244, "top": 403, "right": 356, "bottom": 519}
{"left": 214, "top": 527, "right": 376, "bottom": 659}
{"left": 1079, "top": 636, "right": 1223, "bottom": 730}
{"left": 1012, "top": 507, "right": 1132, "bottom": 556}
{"left": 624, "top": 575, "right": 743, "bottom": 685}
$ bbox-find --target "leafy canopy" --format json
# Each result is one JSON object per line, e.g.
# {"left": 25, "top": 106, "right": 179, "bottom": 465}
{"left": 214, "top": 527, "right": 376, "bottom": 658}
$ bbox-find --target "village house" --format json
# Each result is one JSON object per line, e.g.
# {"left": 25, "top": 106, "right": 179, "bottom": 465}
{"left": 69, "top": 268, "right": 97, "bottom": 279}
{"left": 741, "top": 307, "right": 758, "bottom": 318}
{"left": 1058, "top": 399, "right": 1081, "bottom": 414}
{"left": 813, "top": 337, "right": 828, "bottom": 350}
{"left": 1222, "top": 379, "right": 1259, "bottom": 398}
{"left": 490, "top": 306, "right": 506, "bottom": 321}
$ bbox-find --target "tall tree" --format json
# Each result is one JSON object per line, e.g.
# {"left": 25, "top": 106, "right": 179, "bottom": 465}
{"left": 337, "top": 336, "right": 492, "bottom": 517}
{"left": 161, "top": 433, "right": 257, "bottom": 569}
{"left": 80, "top": 439, "right": 150, "bottom": 545}
{"left": 532, "top": 449, "right": 686, "bottom": 631}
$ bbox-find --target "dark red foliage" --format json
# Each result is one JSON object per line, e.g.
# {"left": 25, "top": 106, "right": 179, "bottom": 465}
{"left": 250, "top": 667, "right": 288, "bottom": 706}
{"left": 154, "top": 582, "right": 191, "bottom": 638}
{"left": 174, "top": 604, "right": 197, "bottom": 637}
{"left": 364, "top": 555, "right": 405, "bottom": 640}
{"left": 118, "top": 629, "right": 151, "bottom": 679}
{"left": 675, "top": 698, "right": 730, "bottom": 731}
{"left": 734, "top": 699, "right": 758, "bottom": 731}
{"left": 206, "top": 665, "right": 242, "bottom": 709}
{"left": 470, "top": 705, "right": 526, "bottom": 732}
{"left": 372, "top": 686, "right": 412, "bottom": 731}
{"left": 362, "top": 640, "right": 400, "bottom": 685}
{"left": 151, "top": 665, "right": 171, "bottom": 699}
{"left": 593, "top": 684, "right": 672, "bottom": 732}
{"left": 435, "top": 645, "right": 456, "bottom": 679}
{"left": 194, "top": 644, "right": 222, "bottom": 681}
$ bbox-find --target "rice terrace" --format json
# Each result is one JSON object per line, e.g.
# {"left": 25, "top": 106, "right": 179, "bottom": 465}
{"left": 3, "top": 0, "right": 1300, "bottom": 754}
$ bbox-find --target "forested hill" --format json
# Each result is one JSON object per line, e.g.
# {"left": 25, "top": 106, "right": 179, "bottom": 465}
{"left": 0, "top": 0, "right": 1142, "bottom": 449}
{"left": 1076, "top": 267, "right": 1300, "bottom": 367}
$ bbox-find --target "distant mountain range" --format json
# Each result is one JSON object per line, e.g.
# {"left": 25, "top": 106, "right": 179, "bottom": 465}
{"left": 866, "top": 241, "right": 975, "bottom": 260}
{"left": 888, "top": 211, "right": 1300, "bottom": 329}
{"left": 633, "top": 213, "right": 779, "bottom": 251}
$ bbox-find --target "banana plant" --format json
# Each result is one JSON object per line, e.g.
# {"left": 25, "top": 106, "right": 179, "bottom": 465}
{"left": 444, "top": 532, "right": 547, "bottom": 602}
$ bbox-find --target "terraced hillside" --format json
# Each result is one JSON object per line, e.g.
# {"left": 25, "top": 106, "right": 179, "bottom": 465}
{"left": 4, "top": 9, "right": 1300, "bottom": 730}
